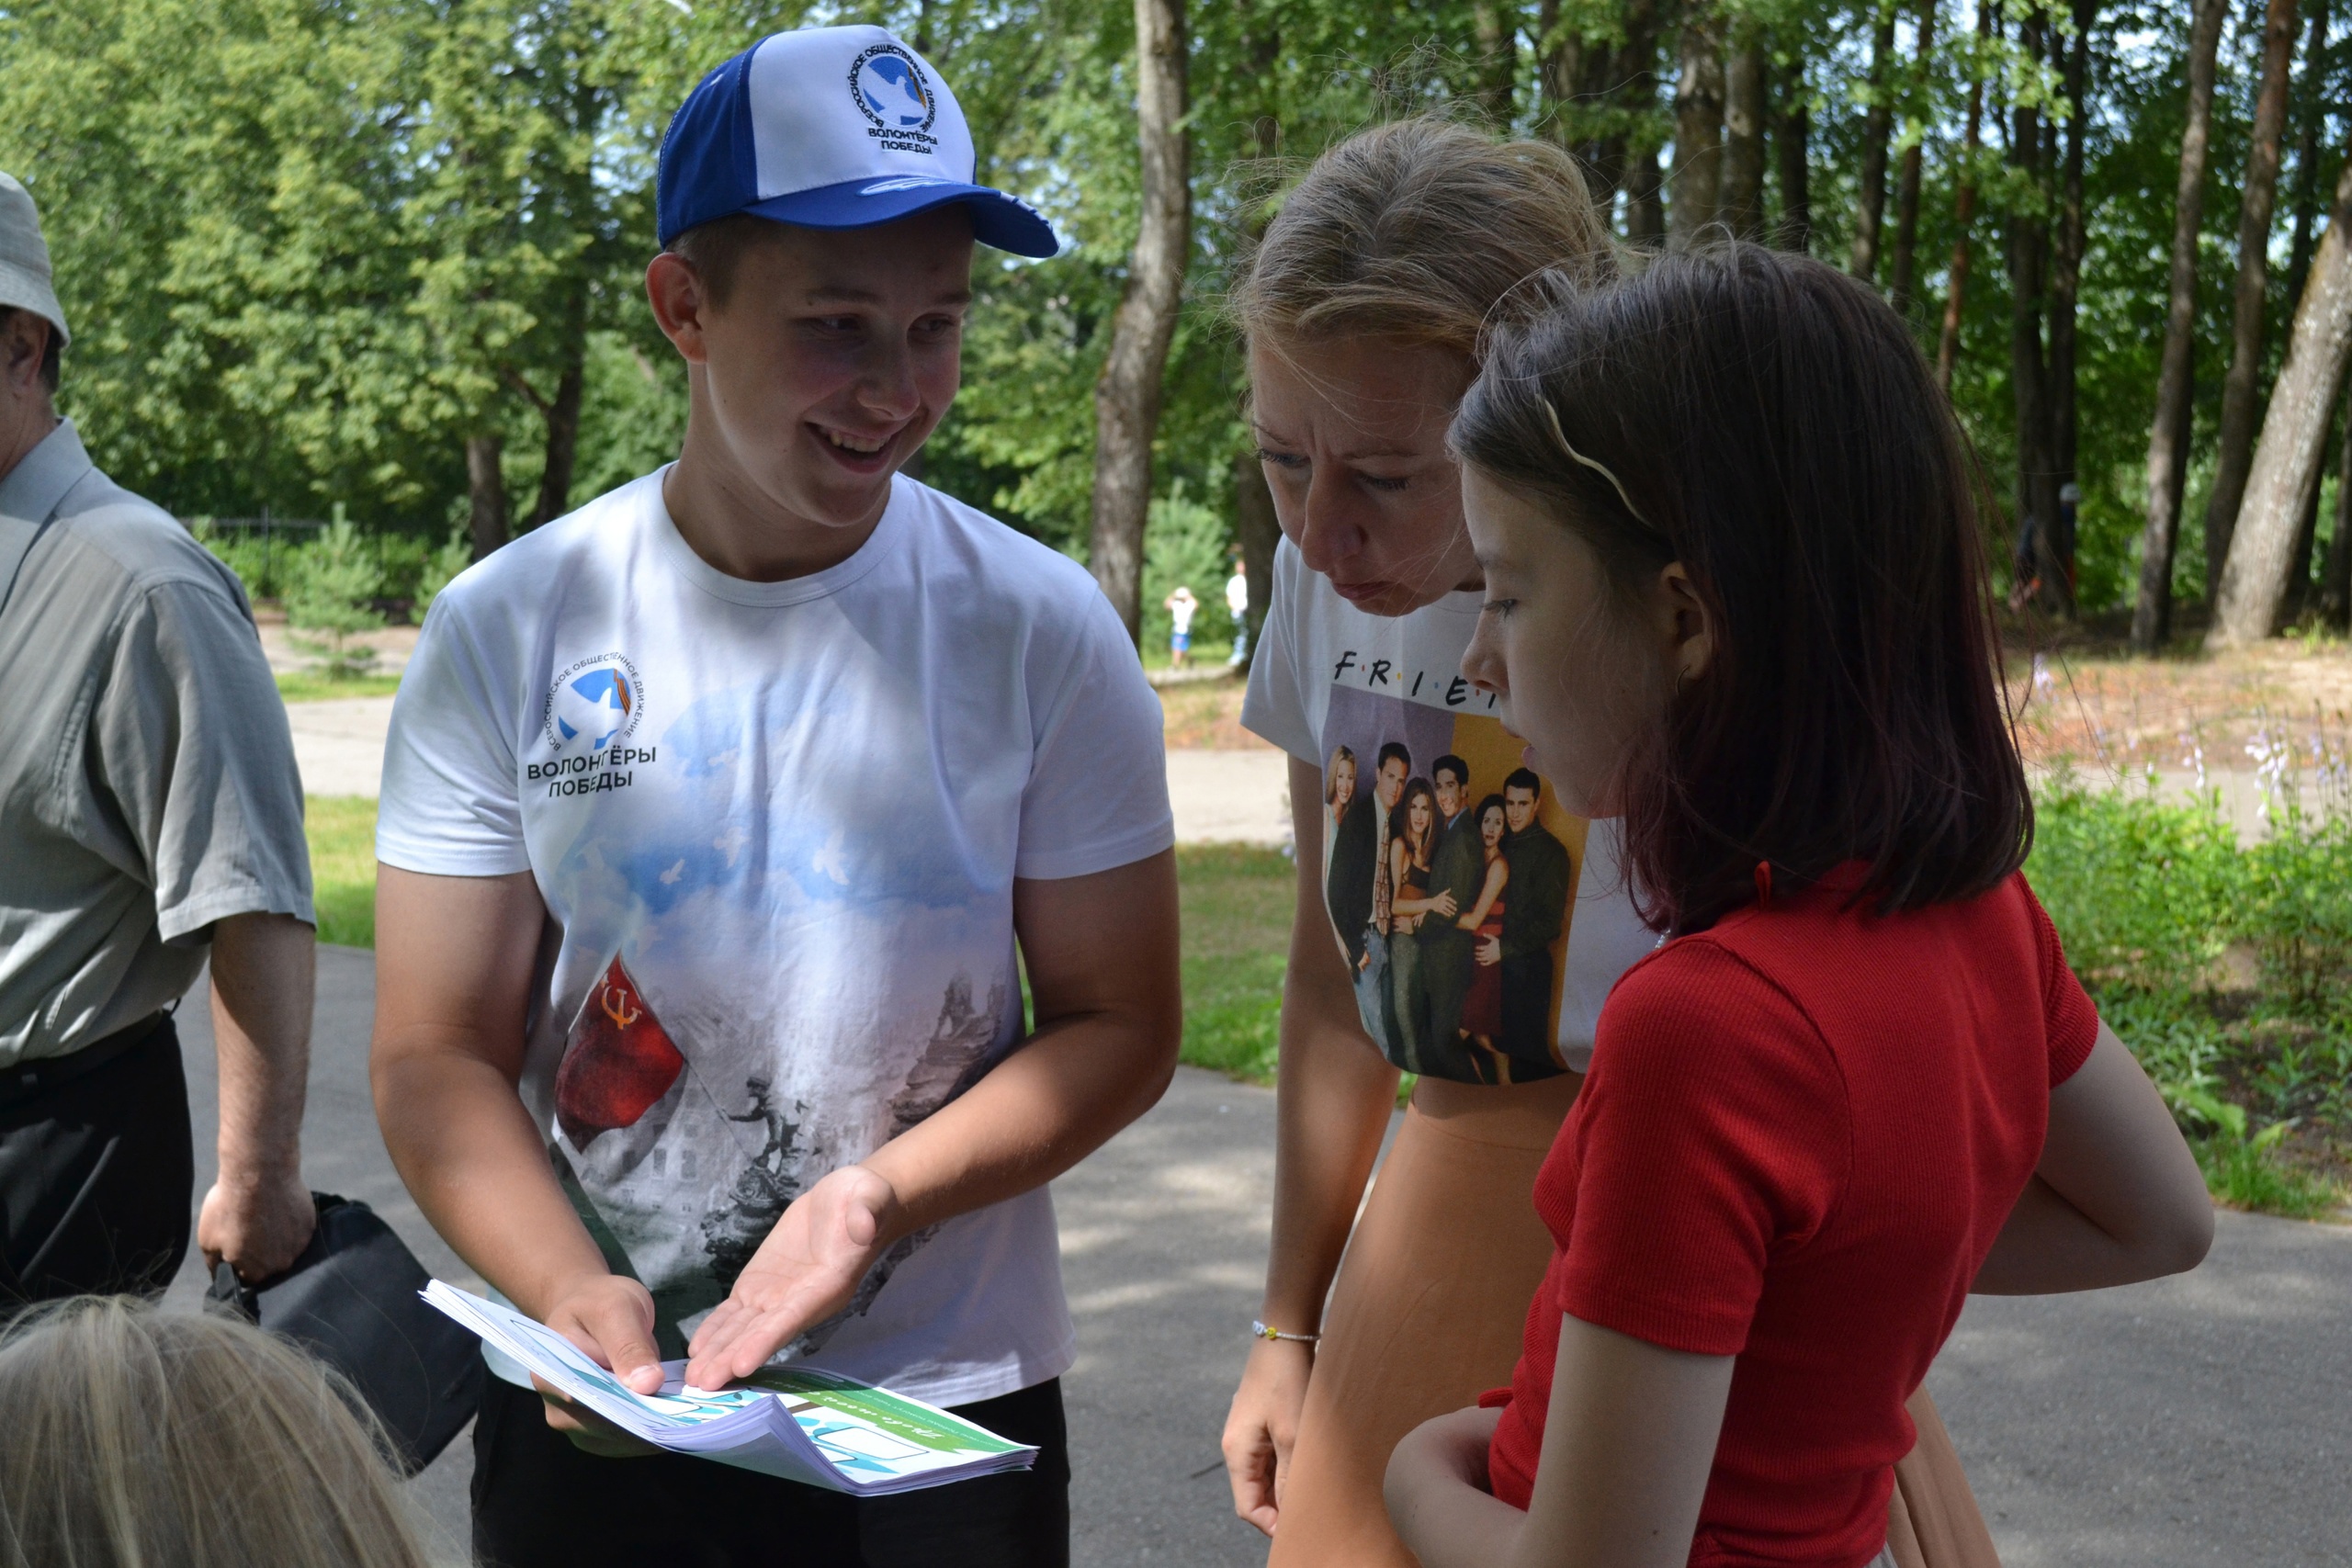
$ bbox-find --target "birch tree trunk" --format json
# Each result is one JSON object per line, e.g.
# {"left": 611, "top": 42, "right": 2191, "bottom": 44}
{"left": 2132, "top": 0, "right": 2228, "bottom": 651}
{"left": 2209, "top": 145, "right": 2352, "bottom": 648}
{"left": 1849, "top": 3, "right": 1899, "bottom": 281}
{"left": 1722, "top": 30, "right": 1769, "bottom": 238}
{"left": 2201, "top": 0, "right": 2301, "bottom": 603}
{"left": 1668, "top": 12, "right": 1724, "bottom": 248}
{"left": 1089, "top": 0, "right": 1191, "bottom": 645}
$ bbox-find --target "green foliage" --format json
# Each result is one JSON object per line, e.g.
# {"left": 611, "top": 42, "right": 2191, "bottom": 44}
{"left": 304, "top": 795, "right": 381, "bottom": 948}
{"left": 283, "top": 518, "right": 385, "bottom": 678}
{"left": 413, "top": 530, "right": 475, "bottom": 620}
{"left": 1141, "top": 485, "right": 1238, "bottom": 655}
{"left": 2029, "top": 777, "right": 2350, "bottom": 1216}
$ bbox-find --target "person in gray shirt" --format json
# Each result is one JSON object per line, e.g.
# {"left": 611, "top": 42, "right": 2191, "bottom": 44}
{"left": 0, "top": 171, "right": 316, "bottom": 1299}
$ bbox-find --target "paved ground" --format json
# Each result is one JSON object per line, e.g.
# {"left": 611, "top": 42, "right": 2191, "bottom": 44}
{"left": 286, "top": 694, "right": 1295, "bottom": 847}
{"left": 164, "top": 953, "right": 2352, "bottom": 1566}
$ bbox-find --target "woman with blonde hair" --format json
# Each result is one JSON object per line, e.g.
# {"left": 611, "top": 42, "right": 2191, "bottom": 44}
{"left": 0, "top": 1296, "right": 448, "bottom": 1568}
{"left": 1220, "top": 116, "right": 2003, "bottom": 1568}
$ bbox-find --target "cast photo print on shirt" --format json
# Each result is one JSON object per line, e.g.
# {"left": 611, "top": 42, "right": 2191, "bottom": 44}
{"left": 1317, "top": 661, "right": 1582, "bottom": 1088}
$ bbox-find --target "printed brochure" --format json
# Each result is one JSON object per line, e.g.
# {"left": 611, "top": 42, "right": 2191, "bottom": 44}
{"left": 422, "top": 1280, "right": 1036, "bottom": 1494}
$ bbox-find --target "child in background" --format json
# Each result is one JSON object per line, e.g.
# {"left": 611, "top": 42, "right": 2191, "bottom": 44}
{"left": 1166, "top": 584, "right": 1199, "bottom": 668}
{"left": 1384, "top": 245, "right": 2211, "bottom": 1568}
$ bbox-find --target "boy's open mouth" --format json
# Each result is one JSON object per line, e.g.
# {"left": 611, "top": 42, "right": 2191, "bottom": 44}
{"left": 811, "top": 421, "right": 904, "bottom": 473}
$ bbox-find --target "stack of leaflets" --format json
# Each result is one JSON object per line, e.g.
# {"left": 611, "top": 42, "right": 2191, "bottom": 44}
{"left": 422, "top": 1280, "right": 1036, "bottom": 1495}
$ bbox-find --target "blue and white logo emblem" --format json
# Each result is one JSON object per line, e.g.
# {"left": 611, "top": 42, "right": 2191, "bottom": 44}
{"left": 543, "top": 653, "right": 645, "bottom": 755}
{"left": 849, "top": 43, "right": 937, "bottom": 139}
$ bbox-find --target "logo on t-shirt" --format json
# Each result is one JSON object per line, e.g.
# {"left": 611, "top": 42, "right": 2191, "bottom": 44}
{"left": 542, "top": 653, "right": 645, "bottom": 756}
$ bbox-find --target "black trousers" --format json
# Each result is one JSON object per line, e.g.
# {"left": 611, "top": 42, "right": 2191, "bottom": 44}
{"left": 472, "top": 1371, "right": 1071, "bottom": 1568}
{"left": 0, "top": 1015, "right": 193, "bottom": 1303}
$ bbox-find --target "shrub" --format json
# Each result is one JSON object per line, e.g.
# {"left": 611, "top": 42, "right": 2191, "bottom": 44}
{"left": 283, "top": 519, "right": 384, "bottom": 679}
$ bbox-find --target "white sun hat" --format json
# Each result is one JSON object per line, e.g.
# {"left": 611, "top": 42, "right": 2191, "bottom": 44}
{"left": 0, "top": 173, "right": 70, "bottom": 348}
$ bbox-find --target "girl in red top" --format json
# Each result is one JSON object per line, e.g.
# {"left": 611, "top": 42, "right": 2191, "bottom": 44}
{"left": 1382, "top": 246, "right": 2215, "bottom": 1568}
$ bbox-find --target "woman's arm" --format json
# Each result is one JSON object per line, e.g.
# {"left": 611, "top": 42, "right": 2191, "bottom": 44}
{"left": 1386, "top": 1315, "right": 1734, "bottom": 1568}
{"left": 1223, "top": 754, "right": 1402, "bottom": 1536}
{"left": 1973, "top": 1021, "right": 2213, "bottom": 1294}
{"left": 1457, "top": 859, "right": 1508, "bottom": 931}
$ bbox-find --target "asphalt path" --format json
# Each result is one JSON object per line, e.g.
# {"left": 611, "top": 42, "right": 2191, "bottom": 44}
{"left": 164, "top": 952, "right": 2352, "bottom": 1566}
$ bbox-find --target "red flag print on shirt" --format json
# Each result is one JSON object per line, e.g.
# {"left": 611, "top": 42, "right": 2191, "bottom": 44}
{"left": 555, "top": 954, "right": 685, "bottom": 1147}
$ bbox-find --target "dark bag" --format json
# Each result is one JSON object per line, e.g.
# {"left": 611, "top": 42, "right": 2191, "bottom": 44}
{"left": 206, "top": 1191, "right": 484, "bottom": 1475}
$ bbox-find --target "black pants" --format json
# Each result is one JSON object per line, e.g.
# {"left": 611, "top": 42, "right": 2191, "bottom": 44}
{"left": 0, "top": 1016, "right": 193, "bottom": 1303}
{"left": 472, "top": 1371, "right": 1071, "bottom": 1568}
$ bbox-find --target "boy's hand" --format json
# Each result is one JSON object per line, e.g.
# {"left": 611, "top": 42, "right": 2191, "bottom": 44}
{"left": 684, "top": 1163, "right": 900, "bottom": 1389}
{"left": 539, "top": 1272, "right": 666, "bottom": 1457}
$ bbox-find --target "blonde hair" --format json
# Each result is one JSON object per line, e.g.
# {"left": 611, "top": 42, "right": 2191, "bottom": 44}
{"left": 1228, "top": 116, "right": 1618, "bottom": 358}
{"left": 0, "top": 1298, "right": 447, "bottom": 1568}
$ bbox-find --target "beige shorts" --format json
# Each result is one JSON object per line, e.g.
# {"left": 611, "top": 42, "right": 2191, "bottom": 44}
{"left": 1264, "top": 1076, "right": 2002, "bottom": 1568}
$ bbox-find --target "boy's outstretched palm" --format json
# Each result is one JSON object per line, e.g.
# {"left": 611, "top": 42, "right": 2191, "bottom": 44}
{"left": 684, "top": 1163, "right": 902, "bottom": 1388}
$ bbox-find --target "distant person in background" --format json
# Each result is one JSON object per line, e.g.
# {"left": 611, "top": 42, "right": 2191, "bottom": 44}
{"left": 0, "top": 1296, "right": 440, "bottom": 1568}
{"left": 1227, "top": 551, "right": 1251, "bottom": 668}
{"left": 1166, "top": 583, "right": 1199, "bottom": 669}
{"left": 0, "top": 170, "right": 317, "bottom": 1303}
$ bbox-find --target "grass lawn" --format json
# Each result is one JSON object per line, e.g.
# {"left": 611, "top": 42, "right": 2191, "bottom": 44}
{"left": 305, "top": 795, "right": 382, "bottom": 948}
{"left": 300, "top": 797, "right": 1295, "bottom": 1081}
{"left": 277, "top": 671, "right": 403, "bottom": 703}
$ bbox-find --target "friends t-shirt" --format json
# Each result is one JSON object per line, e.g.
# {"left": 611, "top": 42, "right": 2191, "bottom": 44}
{"left": 378, "top": 469, "right": 1173, "bottom": 1407}
{"left": 1240, "top": 538, "right": 1656, "bottom": 1082}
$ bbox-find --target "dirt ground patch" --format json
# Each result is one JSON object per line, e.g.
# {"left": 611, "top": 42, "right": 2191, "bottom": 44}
{"left": 1158, "top": 674, "right": 1268, "bottom": 750}
{"left": 2006, "top": 608, "right": 2352, "bottom": 773}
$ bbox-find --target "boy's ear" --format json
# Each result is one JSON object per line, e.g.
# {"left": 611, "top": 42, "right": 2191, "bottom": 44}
{"left": 645, "top": 252, "right": 711, "bottom": 367}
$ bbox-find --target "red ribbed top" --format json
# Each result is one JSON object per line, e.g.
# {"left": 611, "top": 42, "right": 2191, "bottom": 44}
{"left": 1485, "top": 869, "right": 2098, "bottom": 1566}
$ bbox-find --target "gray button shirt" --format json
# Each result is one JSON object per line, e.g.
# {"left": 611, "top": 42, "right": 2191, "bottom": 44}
{"left": 0, "top": 420, "right": 312, "bottom": 1066}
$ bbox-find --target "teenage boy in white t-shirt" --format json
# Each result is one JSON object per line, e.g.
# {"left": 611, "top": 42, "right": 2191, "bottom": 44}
{"left": 368, "top": 27, "right": 1179, "bottom": 1568}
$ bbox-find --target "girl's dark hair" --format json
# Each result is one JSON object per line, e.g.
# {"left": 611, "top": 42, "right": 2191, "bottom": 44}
{"left": 1453, "top": 243, "right": 2030, "bottom": 933}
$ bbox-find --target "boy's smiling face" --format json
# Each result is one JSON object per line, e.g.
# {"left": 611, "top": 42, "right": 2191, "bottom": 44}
{"left": 650, "top": 207, "right": 975, "bottom": 554}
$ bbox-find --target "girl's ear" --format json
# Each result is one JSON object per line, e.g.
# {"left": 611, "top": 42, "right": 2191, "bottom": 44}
{"left": 1657, "top": 562, "right": 1715, "bottom": 685}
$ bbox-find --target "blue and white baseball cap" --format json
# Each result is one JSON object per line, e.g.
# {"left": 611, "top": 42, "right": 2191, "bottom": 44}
{"left": 657, "top": 25, "right": 1058, "bottom": 258}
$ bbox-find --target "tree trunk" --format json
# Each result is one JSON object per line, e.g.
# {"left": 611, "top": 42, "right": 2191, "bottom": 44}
{"left": 1668, "top": 11, "right": 1724, "bottom": 248}
{"left": 1722, "top": 30, "right": 1768, "bottom": 238}
{"left": 1089, "top": 0, "right": 1191, "bottom": 644}
{"left": 1232, "top": 452, "right": 1280, "bottom": 669}
{"left": 2048, "top": 2, "right": 2092, "bottom": 489}
{"left": 1935, "top": 4, "right": 1992, "bottom": 392}
{"left": 2324, "top": 387, "right": 2352, "bottom": 625}
{"left": 1775, "top": 62, "right": 1812, "bottom": 253}
{"left": 2202, "top": 0, "right": 2302, "bottom": 604}
{"left": 2208, "top": 142, "right": 2352, "bottom": 648}
{"left": 533, "top": 356, "right": 585, "bottom": 528}
{"left": 1850, "top": 3, "right": 1900, "bottom": 281}
{"left": 1887, "top": 0, "right": 1938, "bottom": 317}
{"left": 1473, "top": 1, "right": 1520, "bottom": 122}
{"left": 2133, "top": 0, "right": 2229, "bottom": 651}
{"left": 2284, "top": 0, "right": 2335, "bottom": 313}
{"left": 467, "top": 433, "right": 509, "bottom": 561}
{"left": 1627, "top": 141, "right": 1668, "bottom": 249}
{"left": 2007, "top": 11, "right": 2065, "bottom": 615}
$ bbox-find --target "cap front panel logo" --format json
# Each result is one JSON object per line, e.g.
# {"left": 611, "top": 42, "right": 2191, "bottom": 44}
{"left": 848, "top": 42, "right": 939, "bottom": 153}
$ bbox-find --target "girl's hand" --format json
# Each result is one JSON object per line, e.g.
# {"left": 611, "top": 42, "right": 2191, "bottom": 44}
{"left": 1430, "top": 891, "right": 1459, "bottom": 919}
{"left": 1222, "top": 1337, "right": 1316, "bottom": 1536}
{"left": 1476, "top": 935, "right": 1502, "bottom": 965}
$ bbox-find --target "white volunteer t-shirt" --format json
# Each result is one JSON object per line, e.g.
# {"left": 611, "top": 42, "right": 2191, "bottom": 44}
{"left": 379, "top": 469, "right": 1173, "bottom": 1406}
{"left": 1240, "top": 538, "right": 1655, "bottom": 1077}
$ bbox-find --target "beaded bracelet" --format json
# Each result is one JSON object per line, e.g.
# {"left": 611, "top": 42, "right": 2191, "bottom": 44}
{"left": 1251, "top": 1319, "right": 1320, "bottom": 1344}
